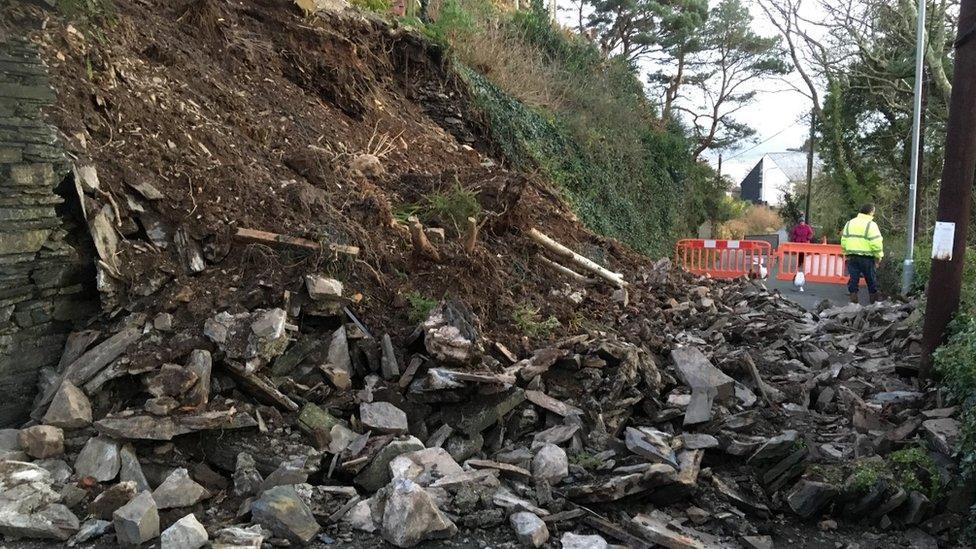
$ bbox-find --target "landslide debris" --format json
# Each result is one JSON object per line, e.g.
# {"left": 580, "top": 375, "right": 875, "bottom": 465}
{"left": 0, "top": 0, "right": 967, "bottom": 548}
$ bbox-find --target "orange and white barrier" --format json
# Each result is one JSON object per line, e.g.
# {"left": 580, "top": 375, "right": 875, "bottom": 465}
{"left": 776, "top": 242, "right": 861, "bottom": 285}
{"left": 675, "top": 239, "right": 772, "bottom": 279}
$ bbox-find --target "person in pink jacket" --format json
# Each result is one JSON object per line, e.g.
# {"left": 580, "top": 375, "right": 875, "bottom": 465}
{"left": 789, "top": 215, "right": 813, "bottom": 268}
{"left": 790, "top": 215, "right": 813, "bottom": 243}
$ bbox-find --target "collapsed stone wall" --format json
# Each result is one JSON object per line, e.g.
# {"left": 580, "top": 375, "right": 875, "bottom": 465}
{"left": 0, "top": 37, "right": 96, "bottom": 426}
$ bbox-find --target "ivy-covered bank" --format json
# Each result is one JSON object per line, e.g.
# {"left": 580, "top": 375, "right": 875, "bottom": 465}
{"left": 425, "top": 3, "right": 722, "bottom": 257}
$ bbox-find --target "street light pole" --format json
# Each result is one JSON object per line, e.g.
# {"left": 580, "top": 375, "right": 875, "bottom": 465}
{"left": 902, "top": 0, "right": 927, "bottom": 295}
{"left": 804, "top": 108, "right": 815, "bottom": 222}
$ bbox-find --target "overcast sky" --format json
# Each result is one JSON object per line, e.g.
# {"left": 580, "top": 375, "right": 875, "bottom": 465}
{"left": 555, "top": 0, "right": 822, "bottom": 184}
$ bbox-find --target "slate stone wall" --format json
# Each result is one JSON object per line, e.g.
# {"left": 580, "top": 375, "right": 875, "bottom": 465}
{"left": 0, "top": 37, "right": 97, "bottom": 426}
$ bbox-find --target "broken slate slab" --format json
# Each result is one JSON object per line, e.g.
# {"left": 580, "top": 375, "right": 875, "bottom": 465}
{"left": 152, "top": 468, "right": 211, "bottom": 509}
{"left": 360, "top": 402, "right": 408, "bottom": 435}
{"left": 787, "top": 480, "right": 838, "bottom": 519}
{"left": 251, "top": 485, "right": 320, "bottom": 545}
{"left": 381, "top": 334, "right": 400, "bottom": 380}
{"left": 381, "top": 477, "right": 457, "bottom": 548}
{"left": 510, "top": 511, "right": 549, "bottom": 548}
{"left": 75, "top": 437, "right": 120, "bottom": 482}
{"left": 119, "top": 444, "right": 150, "bottom": 493}
{"left": 389, "top": 447, "right": 464, "bottom": 487}
{"left": 747, "top": 430, "right": 798, "bottom": 464}
{"left": 560, "top": 532, "right": 609, "bottom": 549}
{"left": 354, "top": 436, "right": 425, "bottom": 491}
{"left": 90, "top": 481, "right": 137, "bottom": 519}
{"left": 160, "top": 513, "right": 208, "bottom": 549}
{"left": 922, "top": 418, "right": 960, "bottom": 456}
{"left": 625, "top": 427, "right": 678, "bottom": 468}
{"left": 213, "top": 524, "right": 264, "bottom": 548}
{"left": 18, "top": 426, "right": 64, "bottom": 459}
{"left": 532, "top": 443, "right": 568, "bottom": 484}
{"left": 741, "top": 535, "right": 774, "bottom": 549}
{"left": 681, "top": 433, "right": 719, "bottom": 450}
{"left": 42, "top": 382, "right": 92, "bottom": 429}
{"left": 442, "top": 388, "right": 526, "bottom": 436}
{"left": 671, "top": 347, "right": 734, "bottom": 401}
{"left": 113, "top": 491, "right": 159, "bottom": 547}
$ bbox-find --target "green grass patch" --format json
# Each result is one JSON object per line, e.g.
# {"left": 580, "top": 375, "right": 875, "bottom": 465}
{"left": 513, "top": 303, "right": 560, "bottom": 338}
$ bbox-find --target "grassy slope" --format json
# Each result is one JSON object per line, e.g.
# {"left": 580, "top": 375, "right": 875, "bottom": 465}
{"left": 421, "top": 1, "right": 717, "bottom": 258}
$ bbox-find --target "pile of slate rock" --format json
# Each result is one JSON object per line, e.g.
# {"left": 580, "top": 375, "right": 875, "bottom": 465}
{"left": 0, "top": 263, "right": 966, "bottom": 549}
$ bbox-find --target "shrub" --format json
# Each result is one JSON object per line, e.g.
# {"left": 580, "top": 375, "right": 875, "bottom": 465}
{"left": 513, "top": 303, "right": 560, "bottom": 338}
{"left": 404, "top": 291, "right": 437, "bottom": 323}
{"left": 422, "top": 180, "right": 481, "bottom": 233}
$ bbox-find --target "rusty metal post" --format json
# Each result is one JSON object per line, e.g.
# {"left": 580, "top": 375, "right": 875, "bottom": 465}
{"left": 920, "top": 0, "right": 976, "bottom": 377}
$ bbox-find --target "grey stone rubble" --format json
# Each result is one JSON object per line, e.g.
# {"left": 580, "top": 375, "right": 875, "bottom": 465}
{"left": 0, "top": 109, "right": 963, "bottom": 549}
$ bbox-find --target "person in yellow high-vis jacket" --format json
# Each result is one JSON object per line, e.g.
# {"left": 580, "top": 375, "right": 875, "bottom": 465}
{"left": 841, "top": 203, "right": 884, "bottom": 304}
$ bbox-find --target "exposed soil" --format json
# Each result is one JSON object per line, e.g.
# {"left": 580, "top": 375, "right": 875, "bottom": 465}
{"left": 13, "top": 0, "right": 647, "bottom": 355}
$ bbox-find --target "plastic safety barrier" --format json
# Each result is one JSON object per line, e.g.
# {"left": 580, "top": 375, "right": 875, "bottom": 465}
{"left": 776, "top": 242, "right": 861, "bottom": 285}
{"left": 675, "top": 239, "right": 772, "bottom": 279}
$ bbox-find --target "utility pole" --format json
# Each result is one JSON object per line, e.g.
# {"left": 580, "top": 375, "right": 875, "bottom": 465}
{"left": 902, "top": 0, "right": 928, "bottom": 295}
{"left": 804, "top": 108, "right": 815, "bottom": 222}
{"left": 914, "top": 71, "right": 928, "bottom": 236}
{"left": 920, "top": 0, "right": 976, "bottom": 377}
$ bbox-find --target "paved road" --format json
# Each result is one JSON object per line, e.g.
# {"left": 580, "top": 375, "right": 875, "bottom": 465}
{"left": 766, "top": 264, "right": 871, "bottom": 311}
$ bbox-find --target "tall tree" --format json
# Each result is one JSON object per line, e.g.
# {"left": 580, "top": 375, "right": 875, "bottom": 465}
{"left": 671, "top": 0, "right": 790, "bottom": 159}
{"left": 587, "top": 0, "right": 706, "bottom": 62}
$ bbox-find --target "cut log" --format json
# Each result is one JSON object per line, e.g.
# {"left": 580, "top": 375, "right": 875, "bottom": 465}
{"left": 463, "top": 216, "right": 478, "bottom": 253}
{"left": 408, "top": 216, "right": 441, "bottom": 262}
{"left": 527, "top": 228, "right": 626, "bottom": 287}
{"left": 235, "top": 228, "right": 359, "bottom": 256}
{"left": 537, "top": 254, "right": 594, "bottom": 285}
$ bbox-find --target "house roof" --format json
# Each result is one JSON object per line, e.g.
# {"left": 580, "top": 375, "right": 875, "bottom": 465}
{"left": 764, "top": 152, "right": 823, "bottom": 184}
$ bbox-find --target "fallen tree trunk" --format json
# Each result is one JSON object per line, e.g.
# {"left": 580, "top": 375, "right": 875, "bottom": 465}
{"left": 537, "top": 254, "right": 594, "bottom": 285}
{"left": 528, "top": 228, "right": 626, "bottom": 287}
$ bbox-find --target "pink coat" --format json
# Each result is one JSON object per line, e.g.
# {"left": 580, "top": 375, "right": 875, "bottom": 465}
{"left": 790, "top": 223, "right": 813, "bottom": 243}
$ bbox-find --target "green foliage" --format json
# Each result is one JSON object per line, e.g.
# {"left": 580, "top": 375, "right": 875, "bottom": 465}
{"left": 350, "top": 0, "right": 392, "bottom": 12}
{"left": 890, "top": 446, "right": 942, "bottom": 500}
{"left": 422, "top": 0, "right": 476, "bottom": 44}
{"left": 911, "top": 243, "right": 976, "bottom": 316}
{"left": 849, "top": 458, "right": 888, "bottom": 492}
{"left": 780, "top": 192, "right": 804, "bottom": 226}
{"left": 570, "top": 451, "right": 603, "bottom": 470}
{"left": 934, "top": 315, "right": 976, "bottom": 481}
{"left": 512, "top": 304, "right": 561, "bottom": 338}
{"left": 422, "top": 180, "right": 481, "bottom": 233}
{"left": 57, "top": 0, "right": 115, "bottom": 20}
{"left": 404, "top": 291, "right": 437, "bottom": 323}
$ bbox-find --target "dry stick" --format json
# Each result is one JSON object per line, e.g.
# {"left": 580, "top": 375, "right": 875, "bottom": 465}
{"left": 463, "top": 216, "right": 478, "bottom": 253}
{"left": 536, "top": 254, "right": 594, "bottom": 285}
{"left": 527, "top": 227, "right": 626, "bottom": 287}
{"left": 235, "top": 228, "right": 359, "bottom": 256}
{"left": 408, "top": 216, "right": 441, "bottom": 262}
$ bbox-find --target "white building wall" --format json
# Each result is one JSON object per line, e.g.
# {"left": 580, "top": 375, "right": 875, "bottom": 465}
{"left": 760, "top": 158, "right": 791, "bottom": 206}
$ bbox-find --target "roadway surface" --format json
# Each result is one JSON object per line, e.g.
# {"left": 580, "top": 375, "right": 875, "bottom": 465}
{"left": 766, "top": 262, "right": 870, "bottom": 311}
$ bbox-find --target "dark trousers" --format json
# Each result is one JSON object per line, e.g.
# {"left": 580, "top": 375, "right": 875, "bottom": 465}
{"left": 847, "top": 255, "right": 878, "bottom": 294}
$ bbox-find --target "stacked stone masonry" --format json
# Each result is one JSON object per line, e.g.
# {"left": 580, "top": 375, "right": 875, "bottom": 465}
{"left": 0, "top": 38, "right": 96, "bottom": 426}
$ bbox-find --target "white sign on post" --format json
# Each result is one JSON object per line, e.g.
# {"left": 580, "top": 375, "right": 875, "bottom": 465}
{"left": 932, "top": 221, "right": 956, "bottom": 260}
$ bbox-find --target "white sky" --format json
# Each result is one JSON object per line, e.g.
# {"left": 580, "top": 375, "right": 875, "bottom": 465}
{"left": 555, "top": 0, "right": 823, "bottom": 184}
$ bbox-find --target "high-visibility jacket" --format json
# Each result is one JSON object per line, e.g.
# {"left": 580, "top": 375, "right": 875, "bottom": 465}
{"left": 841, "top": 213, "right": 884, "bottom": 259}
